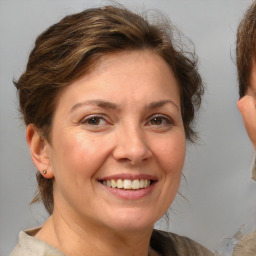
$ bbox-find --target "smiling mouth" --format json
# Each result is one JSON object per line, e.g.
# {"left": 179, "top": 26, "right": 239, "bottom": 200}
{"left": 101, "top": 179, "right": 153, "bottom": 190}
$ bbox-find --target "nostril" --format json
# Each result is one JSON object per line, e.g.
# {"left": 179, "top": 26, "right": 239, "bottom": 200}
{"left": 112, "top": 131, "right": 152, "bottom": 164}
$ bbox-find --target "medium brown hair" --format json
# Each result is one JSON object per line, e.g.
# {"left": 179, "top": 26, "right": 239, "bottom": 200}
{"left": 236, "top": 1, "right": 256, "bottom": 97}
{"left": 15, "top": 5, "right": 203, "bottom": 215}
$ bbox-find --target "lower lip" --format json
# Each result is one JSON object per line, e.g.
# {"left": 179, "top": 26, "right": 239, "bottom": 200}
{"left": 101, "top": 182, "right": 156, "bottom": 200}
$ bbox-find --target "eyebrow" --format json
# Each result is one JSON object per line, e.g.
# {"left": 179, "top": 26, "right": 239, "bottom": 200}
{"left": 70, "top": 100, "right": 118, "bottom": 113}
{"left": 70, "top": 99, "right": 179, "bottom": 113}
{"left": 147, "top": 100, "right": 180, "bottom": 111}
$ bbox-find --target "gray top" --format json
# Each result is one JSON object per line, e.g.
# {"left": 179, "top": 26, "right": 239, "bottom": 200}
{"left": 10, "top": 228, "right": 214, "bottom": 256}
{"left": 232, "top": 232, "right": 256, "bottom": 256}
{"left": 10, "top": 228, "right": 65, "bottom": 256}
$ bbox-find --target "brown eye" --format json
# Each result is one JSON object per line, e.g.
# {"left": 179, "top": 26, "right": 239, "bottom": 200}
{"left": 88, "top": 117, "right": 101, "bottom": 125}
{"left": 80, "top": 114, "right": 111, "bottom": 132}
{"left": 150, "top": 117, "right": 163, "bottom": 125}
{"left": 81, "top": 115, "right": 107, "bottom": 126}
{"left": 147, "top": 114, "right": 173, "bottom": 128}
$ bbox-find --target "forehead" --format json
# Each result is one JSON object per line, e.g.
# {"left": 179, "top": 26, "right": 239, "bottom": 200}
{"left": 53, "top": 50, "right": 180, "bottom": 113}
{"left": 92, "top": 50, "right": 173, "bottom": 75}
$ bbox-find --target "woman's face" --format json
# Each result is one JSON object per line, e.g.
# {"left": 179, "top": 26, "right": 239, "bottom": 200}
{"left": 46, "top": 50, "right": 186, "bottom": 232}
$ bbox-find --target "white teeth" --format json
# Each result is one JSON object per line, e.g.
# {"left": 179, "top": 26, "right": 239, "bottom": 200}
{"left": 123, "top": 179, "right": 132, "bottom": 189}
{"left": 117, "top": 179, "right": 123, "bottom": 188}
{"left": 111, "top": 179, "right": 117, "bottom": 188}
{"left": 139, "top": 179, "right": 144, "bottom": 188}
{"left": 132, "top": 179, "right": 140, "bottom": 190}
{"left": 103, "top": 179, "right": 151, "bottom": 190}
{"left": 107, "top": 180, "right": 111, "bottom": 187}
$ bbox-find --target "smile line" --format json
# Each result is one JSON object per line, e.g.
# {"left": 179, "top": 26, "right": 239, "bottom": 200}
{"left": 101, "top": 179, "right": 153, "bottom": 190}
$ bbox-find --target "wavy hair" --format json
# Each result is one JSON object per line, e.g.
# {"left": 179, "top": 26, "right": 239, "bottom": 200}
{"left": 15, "top": 5, "right": 203, "bottom": 214}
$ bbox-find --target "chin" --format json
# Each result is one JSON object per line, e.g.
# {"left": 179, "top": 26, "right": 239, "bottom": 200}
{"left": 102, "top": 209, "right": 159, "bottom": 233}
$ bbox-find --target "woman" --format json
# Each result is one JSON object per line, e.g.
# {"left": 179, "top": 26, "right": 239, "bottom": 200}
{"left": 233, "top": 1, "right": 256, "bottom": 255}
{"left": 11, "top": 5, "right": 213, "bottom": 256}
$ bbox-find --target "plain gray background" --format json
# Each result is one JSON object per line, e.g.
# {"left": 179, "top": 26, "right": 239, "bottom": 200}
{"left": 1, "top": 0, "right": 256, "bottom": 255}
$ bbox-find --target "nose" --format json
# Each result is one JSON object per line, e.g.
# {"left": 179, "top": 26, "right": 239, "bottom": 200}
{"left": 112, "top": 126, "right": 152, "bottom": 165}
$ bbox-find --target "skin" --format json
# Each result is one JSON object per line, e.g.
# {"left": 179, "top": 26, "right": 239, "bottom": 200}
{"left": 26, "top": 50, "right": 186, "bottom": 256}
{"left": 237, "top": 59, "right": 256, "bottom": 150}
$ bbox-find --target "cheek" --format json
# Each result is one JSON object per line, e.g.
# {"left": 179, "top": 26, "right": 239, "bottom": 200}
{"left": 52, "top": 131, "right": 111, "bottom": 178}
{"left": 155, "top": 133, "right": 186, "bottom": 174}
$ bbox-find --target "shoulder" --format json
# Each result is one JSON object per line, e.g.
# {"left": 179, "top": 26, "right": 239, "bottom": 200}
{"left": 10, "top": 229, "right": 65, "bottom": 256}
{"left": 151, "top": 229, "right": 214, "bottom": 256}
{"left": 232, "top": 232, "right": 256, "bottom": 256}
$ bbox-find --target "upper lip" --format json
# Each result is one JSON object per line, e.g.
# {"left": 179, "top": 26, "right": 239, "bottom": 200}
{"left": 98, "top": 173, "right": 158, "bottom": 181}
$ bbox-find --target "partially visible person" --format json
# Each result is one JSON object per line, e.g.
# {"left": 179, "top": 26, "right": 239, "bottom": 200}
{"left": 237, "top": 0, "right": 256, "bottom": 154}
{"left": 10, "top": 5, "right": 214, "bottom": 256}
{"left": 233, "top": 1, "right": 256, "bottom": 255}
{"left": 236, "top": 1, "right": 256, "bottom": 181}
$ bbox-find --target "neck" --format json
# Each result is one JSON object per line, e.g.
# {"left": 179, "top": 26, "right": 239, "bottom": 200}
{"left": 36, "top": 210, "right": 154, "bottom": 256}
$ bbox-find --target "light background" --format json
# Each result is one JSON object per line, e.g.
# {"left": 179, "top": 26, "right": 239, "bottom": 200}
{"left": 0, "top": 0, "right": 255, "bottom": 255}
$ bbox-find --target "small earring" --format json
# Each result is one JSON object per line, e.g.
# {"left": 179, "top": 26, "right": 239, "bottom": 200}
{"left": 42, "top": 170, "right": 47, "bottom": 175}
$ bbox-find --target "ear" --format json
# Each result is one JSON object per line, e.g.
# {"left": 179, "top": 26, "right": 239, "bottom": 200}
{"left": 26, "top": 124, "right": 54, "bottom": 178}
{"left": 237, "top": 95, "right": 256, "bottom": 151}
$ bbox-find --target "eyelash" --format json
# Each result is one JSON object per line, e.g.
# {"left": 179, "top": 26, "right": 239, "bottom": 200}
{"left": 79, "top": 114, "right": 174, "bottom": 130}
{"left": 147, "top": 114, "right": 173, "bottom": 127}
{"left": 81, "top": 114, "right": 108, "bottom": 126}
